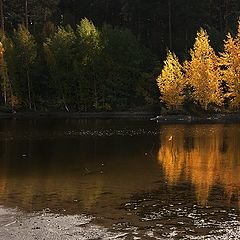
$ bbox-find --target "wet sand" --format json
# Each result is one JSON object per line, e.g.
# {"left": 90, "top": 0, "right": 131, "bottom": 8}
{"left": 0, "top": 207, "right": 128, "bottom": 240}
{"left": 1, "top": 205, "right": 240, "bottom": 240}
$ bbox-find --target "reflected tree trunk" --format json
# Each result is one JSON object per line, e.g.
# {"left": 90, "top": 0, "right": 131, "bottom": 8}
{"left": 0, "top": 0, "right": 4, "bottom": 33}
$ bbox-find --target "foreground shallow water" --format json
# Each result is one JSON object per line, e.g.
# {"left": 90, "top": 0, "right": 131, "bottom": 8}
{"left": 0, "top": 118, "right": 239, "bottom": 239}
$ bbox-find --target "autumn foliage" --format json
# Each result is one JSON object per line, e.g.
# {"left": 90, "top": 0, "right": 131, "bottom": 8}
{"left": 157, "top": 21, "right": 240, "bottom": 112}
{"left": 156, "top": 51, "right": 185, "bottom": 110}
{"left": 186, "top": 29, "right": 222, "bottom": 110}
{"left": 219, "top": 30, "right": 240, "bottom": 109}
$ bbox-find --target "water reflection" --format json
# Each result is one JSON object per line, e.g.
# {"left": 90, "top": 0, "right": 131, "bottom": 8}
{"left": 158, "top": 124, "right": 240, "bottom": 206}
{"left": 0, "top": 118, "right": 240, "bottom": 235}
{"left": 0, "top": 119, "right": 160, "bottom": 215}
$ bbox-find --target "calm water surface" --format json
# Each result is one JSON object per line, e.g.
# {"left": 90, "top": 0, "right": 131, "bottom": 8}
{"left": 0, "top": 118, "right": 239, "bottom": 239}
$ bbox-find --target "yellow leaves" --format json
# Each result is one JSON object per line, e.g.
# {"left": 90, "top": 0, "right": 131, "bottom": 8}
{"left": 219, "top": 26, "right": 240, "bottom": 109}
{"left": 192, "top": 29, "right": 213, "bottom": 59}
{"left": 157, "top": 21, "right": 240, "bottom": 111}
{"left": 156, "top": 51, "right": 185, "bottom": 110}
{"left": 157, "top": 28, "right": 229, "bottom": 111}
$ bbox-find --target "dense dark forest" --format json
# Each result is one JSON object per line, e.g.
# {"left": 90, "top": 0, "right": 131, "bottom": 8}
{"left": 0, "top": 0, "right": 240, "bottom": 111}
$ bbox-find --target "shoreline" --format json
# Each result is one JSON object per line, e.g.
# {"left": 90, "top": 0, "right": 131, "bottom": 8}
{"left": 0, "top": 111, "right": 157, "bottom": 119}
{"left": 0, "top": 111, "right": 240, "bottom": 123}
{"left": 150, "top": 113, "right": 240, "bottom": 124}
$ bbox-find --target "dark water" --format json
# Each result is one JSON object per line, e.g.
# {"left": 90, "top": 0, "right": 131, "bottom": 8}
{"left": 0, "top": 118, "right": 240, "bottom": 239}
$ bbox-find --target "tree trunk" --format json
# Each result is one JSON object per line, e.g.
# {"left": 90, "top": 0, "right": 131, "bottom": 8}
{"left": 62, "top": 94, "right": 69, "bottom": 112}
{"left": 93, "top": 65, "right": 98, "bottom": 110}
{"left": 219, "top": 3, "right": 223, "bottom": 34}
{"left": 3, "top": 67, "right": 7, "bottom": 105}
{"left": 168, "top": 0, "right": 172, "bottom": 50}
{"left": 32, "top": 87, "right": 36, "bottom": 111}
{"left": 105, "top": 0, "right": 109, "bottom": 23}
{"left": 8, "top": 74, "right": 13, "bottom": 110}
{"left": 26, "top": 68, "right": 32, "bottom": 109}
{"left": 94, "top": 78, "right": 98, "bottom": 110}
{"left": 25, "top": 0, "right": 29, "bottom": 30}
{"left": 0, "top": 0, "right": 4, "bottom": 33}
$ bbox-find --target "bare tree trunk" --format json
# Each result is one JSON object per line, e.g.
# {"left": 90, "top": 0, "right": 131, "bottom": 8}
{"left": 93, "top": 65, "right": 98, "bottom": 110}
{"left": 62, "top": 94, "right": 69, "bottom": 112}
{"left": 224, "top": 0, "right": 229, "bottom": 30}
{"left": 0, "top": 0, "right": 4, "bottom": 33}
{"left": 44, "top": 8, "right": 47, "bottom": 22}
{"left": 93, "top": 77, "right": 98, "bottom": 110}
{"left": 168, "top": 0, "right": 172, "bottom": 50}
{"left": 184, "top": 0, "right": 189, "bottom": 52}
{"left": 8, "top": 73, "right": 14, "bottom": 110}
{"left": 219, "top": 3, "right": 223, "bottom": 34}
{"left": 3, "top": 67, "right": 7, "bottom": 105}
{"left": 105, "top": 0, "right": 109, "bottom": 22}
{"left": 185, "top": 27, "right": 188, "bottom": 52}
{"left": 2, "top": 60, "right": 14, "bottom": 109}
{"left": 26, "top": 68, "right": 32, "bottom": 109}
{"left": 32, "top": 83, "right": 36, "bottom": 111}
{"left": 25, "top": 0, "right": 29, "bottom": 30}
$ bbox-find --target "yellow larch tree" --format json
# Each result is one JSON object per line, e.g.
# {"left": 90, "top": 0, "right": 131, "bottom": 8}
{"left": 156, "top": 51, "right": 185, "bottom": 110}
{"left": 185, "top": 28, "right": 222, "bottom": 110}
{"left": 219, "top": 22, "right": 240, "bottom": 109}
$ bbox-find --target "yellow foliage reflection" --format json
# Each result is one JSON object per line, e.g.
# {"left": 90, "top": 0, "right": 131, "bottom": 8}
{"left": 158, "top": 125, "right": 240, "bottom": 206}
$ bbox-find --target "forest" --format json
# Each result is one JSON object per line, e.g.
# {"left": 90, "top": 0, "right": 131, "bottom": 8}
{"left": 0, "top": 0, "right": 240, "bottom": 112}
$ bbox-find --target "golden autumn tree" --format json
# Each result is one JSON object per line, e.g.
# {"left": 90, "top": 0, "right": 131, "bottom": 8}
{"left": 156, "top": 51, "right": 185, "bottom": 110}
{"left": 185, "top": 28, "right": 222, "bottom": 110}
{"left": 219, "top": 23, "right": 240, "bottom": 109}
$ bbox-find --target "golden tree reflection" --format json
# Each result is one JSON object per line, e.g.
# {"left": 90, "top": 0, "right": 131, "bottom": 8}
{"left": 158, "top": 125, "right": 240, "bottom": 206}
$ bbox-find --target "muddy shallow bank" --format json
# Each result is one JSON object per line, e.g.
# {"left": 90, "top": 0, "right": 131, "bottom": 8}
{"left": 1, "top": 201, "right": 240, "bottom": 240}
{"left": 0, "top": 207, "right": 128, "bottom": 240}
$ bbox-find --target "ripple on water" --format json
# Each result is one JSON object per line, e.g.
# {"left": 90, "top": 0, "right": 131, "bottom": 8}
{"left": 0, "top": 128, "right": 159, "bottom": 141}
{"left": 122, "top": 195, "right": 240, "bottom": 239}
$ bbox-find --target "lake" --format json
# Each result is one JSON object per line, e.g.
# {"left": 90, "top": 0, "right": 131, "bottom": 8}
{"left": 0, "top": 118, "right": 239, "bottom": 239}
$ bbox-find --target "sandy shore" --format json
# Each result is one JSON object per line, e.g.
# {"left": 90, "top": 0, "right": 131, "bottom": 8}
{"left": 1, "top": 206, "right": 240, "bottom": 239}
{"left": 0, "top": 207, "right": 128, "bottom": 240}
